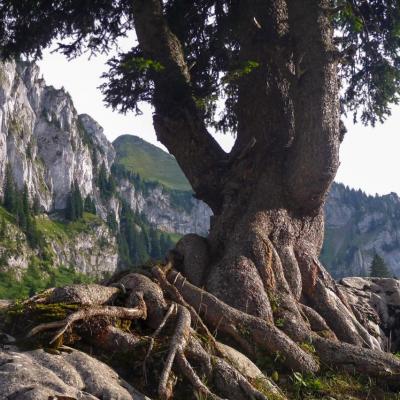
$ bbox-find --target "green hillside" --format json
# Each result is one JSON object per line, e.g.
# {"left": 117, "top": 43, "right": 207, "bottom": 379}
{"left": 113, "top": 135, "right": 191, "bottom": 191}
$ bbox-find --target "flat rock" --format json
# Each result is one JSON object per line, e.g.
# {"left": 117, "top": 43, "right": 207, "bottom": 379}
{"left": 0, "top": 346, "right": 151, "bottom": 400}
{"left": 339, "top": 277, "right": 400, "bottom": 351}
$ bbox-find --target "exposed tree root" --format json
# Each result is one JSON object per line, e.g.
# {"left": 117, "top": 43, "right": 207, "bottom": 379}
{"left": 12, "top": 260, "right": 400, "bottom": 399}
{"left": 158, "top": 304, "right": 191, "bottom": 400}
{"left": 313, "top": 336, "right": 400, "bottom": 387}
{"left": 176, "top": 350, "right": 223, "bottom": 400}
{"left": 165, "top": 268, "right": 319, "bottom": 374}
{"left": 27, "top": 301, "right": 147, "bottom": 344}
{"left": 143, "top": 303, "right": 176, "bottom": 384}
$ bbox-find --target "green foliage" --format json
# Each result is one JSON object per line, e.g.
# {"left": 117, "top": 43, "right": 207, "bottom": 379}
{"left": 221, "top": 60, "right": 260, "bottom": 83}
{"left": 3, "top": 163, "right": 16, "bottom": 214}
{"left": 84, "top": 195, "right": 96, "bottom": 214}
{"left": 122, "top": 56, "right": 164, "bottom": 73}
{"left": 2, "top": 171, "right": 44, "bottom": 248}
{"left": 149, "top": 227, "right": 161, "bottom": 259}
{"left": 369, "top": 252, "right": 391, "bottom": 277}
{"left": 65, "top": 181, "right": 84, "bottom": 221}
{"left": 113, "top": 135, "right": 191, "bottom": 192}
{"left": 118, "top": 201, "right": 150, "bottom": 267}
{"left": 282, "top": 370, "right": 400, "bottom": 400}
{"left": 0, "top": 260, "right": 94, "bottom": 300}
{"left": 334, "top": 0, "right": 400, "bottom": 125}
{"left": 106, "top": 211, "right": 118, "bottom": 234}
{"left": 1, "top": 0, "right": 400, "bottom": 132}
{"left": 97, "top": 162, "right": 116, "bottom": 199}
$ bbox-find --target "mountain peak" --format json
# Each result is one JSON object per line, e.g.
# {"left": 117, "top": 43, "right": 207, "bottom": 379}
{"left": 113, "top": 134, "right": 191, "bottom": 192}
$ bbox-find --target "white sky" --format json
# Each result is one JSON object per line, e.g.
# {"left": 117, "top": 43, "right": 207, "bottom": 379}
{"left": 37, "top": 49, "right": 400, "bottom": 196}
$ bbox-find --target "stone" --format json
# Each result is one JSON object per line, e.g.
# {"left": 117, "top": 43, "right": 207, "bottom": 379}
{"left": 339, "top": 277, "right": 400, "bottom": 351}
{"left": 0, "top": 346, "right": 151, "bottom": 400}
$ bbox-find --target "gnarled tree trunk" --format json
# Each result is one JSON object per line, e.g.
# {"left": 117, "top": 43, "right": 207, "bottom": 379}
{"left": 130, "top": 0, "right": 398, "bottom": 387}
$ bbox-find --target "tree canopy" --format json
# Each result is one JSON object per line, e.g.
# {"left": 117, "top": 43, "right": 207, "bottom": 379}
{"left": 369, "top": 252, "right": 391, "bottom": 277}
{"left": 1, "top": 1, "right": 400, "bottom": 128}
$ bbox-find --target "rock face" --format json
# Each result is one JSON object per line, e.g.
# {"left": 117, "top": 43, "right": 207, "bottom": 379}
{"left": 0, "top": 346, "right": 149, "bottom": 400}
{"left": 0, "top": 214, "right": 118, "bottom": 278}
{"left": 339, "top": 277, "right": 400, "bottom": 352}
{"left": 0, "top": 60, "right": 114, "bottom": 212}
{"left": 0, "top": 60, "right": 118, "bottom": 276}
{"left": 117, "top": 178, "right": 211, "bottom": 235}
{"left": 322, "top": 183, "right": 400, "bottom": 278}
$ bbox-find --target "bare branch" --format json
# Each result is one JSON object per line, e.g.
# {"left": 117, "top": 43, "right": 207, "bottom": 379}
{"left": 132, "top": 0, "right": 226, "bottom": 211}
{"left": 27, "top": 301, "right": 147, "bottom": 344}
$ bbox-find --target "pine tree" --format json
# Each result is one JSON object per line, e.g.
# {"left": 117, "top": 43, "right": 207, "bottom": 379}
{"left": 32, "top": 195, "right": 41, "bottom": 215}
{"left": 65, "top": 193, "right": 76, "bottom": 221}
{"left": 22, "top": 184, "right": 30, "bottom": 216}
{"left": 149, "top": 228, "right": 161, "bottom": 259}
{"left": 0, "top": 216, "right": 6, "bottom": 240}
{"left": 134, "top": 229, "right": 148, "bottom": 265}
{"left": 98, "top": 162, "right": 109, "bottom": 198}
{"left": 369, "top": 253, "right": 391, "bottom": 278}
{"left": 73, "top": 182, "right": 83, "bottom": 219}
{"left": 84, "top": 195, "right": 96, "bottom": 214}
{"left": 3, "top": 163, "right": 16, "bottom": 213}
{"left": 106, "top": 211, "right": 118, "bottom": 233}
{"left": 15, "top": 192, "right": 27, "bottom": 230}
{"left": 160, "top": 233, "right": 174, "bottom": 256}
{"left": 65, "top": 182, "right": 84, "bottom": 221}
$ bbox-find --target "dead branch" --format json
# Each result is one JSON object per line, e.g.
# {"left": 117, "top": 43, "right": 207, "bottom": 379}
{"left": 27, "top": 299, "right": 147, "bottom": 344}
{"left": 158, "top": 304, "right": 191, "bottom": 400}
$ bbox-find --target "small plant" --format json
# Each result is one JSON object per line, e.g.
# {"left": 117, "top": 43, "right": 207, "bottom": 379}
{"left": 299, "top": 341, "right": 316, "bottom": 354}
{"left": 275, "top": 318, "right": 285, "bottom": 328}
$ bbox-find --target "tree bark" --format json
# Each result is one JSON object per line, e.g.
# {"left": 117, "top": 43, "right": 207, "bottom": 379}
{"left": 132, "top": 0, "right": 389, "bottom": 374}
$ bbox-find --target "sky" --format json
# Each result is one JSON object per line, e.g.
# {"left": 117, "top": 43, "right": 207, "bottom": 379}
{"left": 37, "top": 49, "right": 400, "bottom": 197}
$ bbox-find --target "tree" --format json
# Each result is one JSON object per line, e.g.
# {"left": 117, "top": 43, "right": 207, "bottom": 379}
{"left": 106, "top": 211, "right": 118, "bottom": 234}
{"left": 84, "top": 195, "right": 97, "bottom": 214}
{"left": 3, "top": 1, "right": 400, "bottom": 396}
{"left": 65, "top": 182, "right": 83, "bottom": 221}
{"left": 149, "top": 227, "right": 161, "bottom": 259}
{"left": 3, "top": 163, "right": 16, "bottom": 213}
{"left": 370, "top": 253, "right": 391, "bottom": 278}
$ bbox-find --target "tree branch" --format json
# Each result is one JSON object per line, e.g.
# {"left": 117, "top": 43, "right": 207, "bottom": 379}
{"left": 285, "top": 0, "right": 340, "bottom": 213}
{"left": 132, "top": 0, "right": 226, "bottom": 212}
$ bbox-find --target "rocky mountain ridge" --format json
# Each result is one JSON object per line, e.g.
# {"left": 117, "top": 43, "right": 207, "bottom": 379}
{"left": 322, "top": 183, "right": 400, "bottom": 278}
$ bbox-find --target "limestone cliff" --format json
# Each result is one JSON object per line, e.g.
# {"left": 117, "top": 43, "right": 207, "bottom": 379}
{"left": 0, "top": 60, "right": 114, "bottom": 212}
{"left": 322, "top": 183, "right": 400, "bottom": 278}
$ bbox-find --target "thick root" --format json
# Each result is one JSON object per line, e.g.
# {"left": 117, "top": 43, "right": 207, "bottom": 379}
{"left": 176, "top": 350, "right": 223, "bottom": 400}
{"left": 166, "top": 268, "right": 319, "bottom": 374}
{"left": 159, "top": 304, "right": 191, "bottom": 400}
{"left": 313, "top": 336, "right": 400, "bottom": 387}
{"left": 143, "top": 302, "right": 176, "bottom": 383}
{"left": 27, "top": 300, "right": 147, "bottom": 344}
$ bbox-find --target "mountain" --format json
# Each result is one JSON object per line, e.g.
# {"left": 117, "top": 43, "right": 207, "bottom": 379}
{"left": 1, "top": 58, "right": 399, "bottom": 299}
{"left": 113, "top": 135, "right": 191, "bottom": 191}
{"left": 322, "top": 183, "right": 400, "bottom": 278}
{"left": 0, "top": 59, "right": 119, "bottom": 291}
{"left": 112, "top": 136, "right": 400, "bottom": 279}
{"left": 0, "top": 59, "right": 210, "bottom": 298}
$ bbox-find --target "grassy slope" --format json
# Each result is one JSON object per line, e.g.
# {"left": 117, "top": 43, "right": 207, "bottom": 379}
{"left": 0, "top": 209, "right": 99, "bottom": 299}
{"left": 113, "top": 134, "right": 191, "bottom": 191}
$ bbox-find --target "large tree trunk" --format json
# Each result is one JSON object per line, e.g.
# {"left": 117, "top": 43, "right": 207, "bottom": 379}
{"left": 130, "top": 0, "right": 400, "bottom": 390}
{"left": 176, "top": 167, "right": 381, "bottom": 352}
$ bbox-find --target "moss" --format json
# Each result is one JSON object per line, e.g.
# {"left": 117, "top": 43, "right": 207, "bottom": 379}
{"left": 299, "top": 341, "right": 316, "bottom": 355}
{"left": 237, "top": 323, "right": 252, "bottom": 340}
{"left": 2, "top": 300, "right": 80, "bottom": 346}
{"left": 250, "top": 376, "right": 286, "bottom": 400}
{"left": 282, "top": 370, "right": 400, "bottom": 400}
